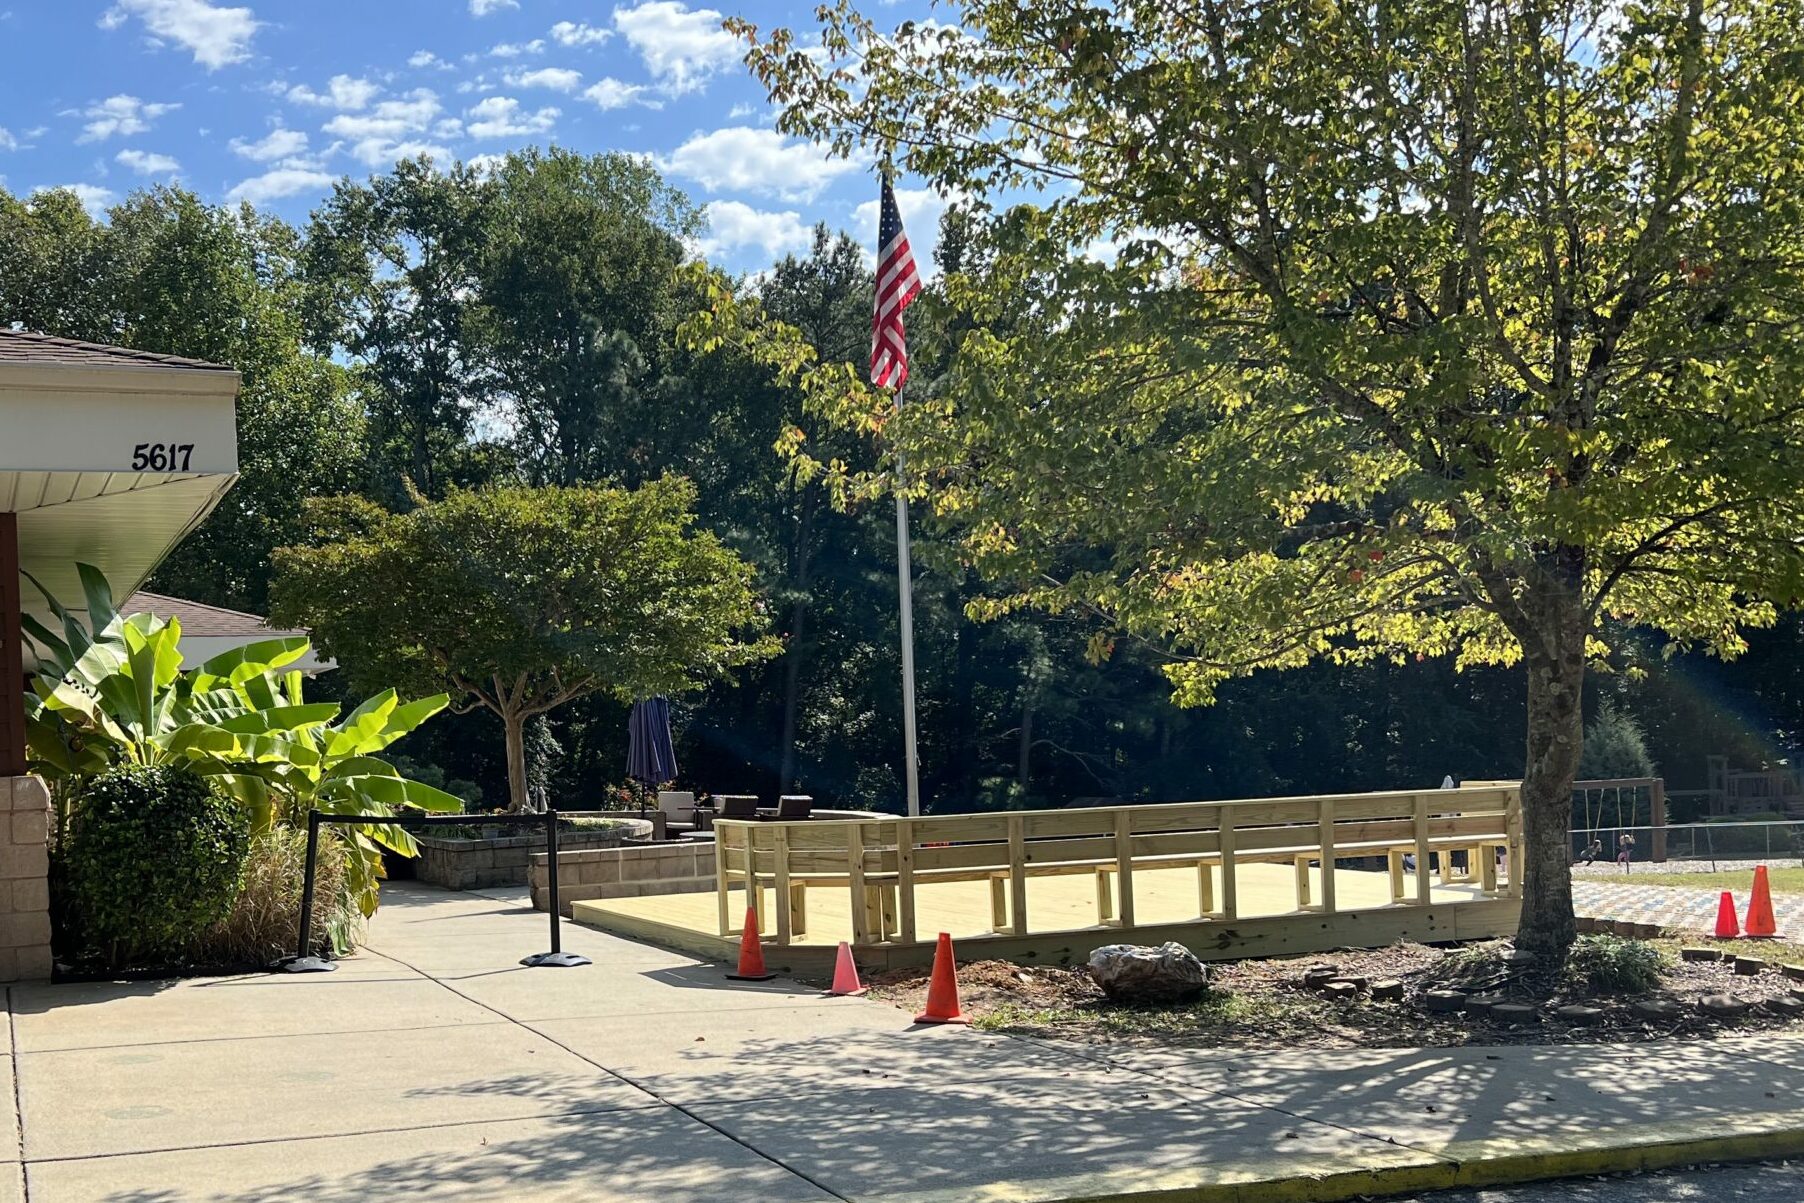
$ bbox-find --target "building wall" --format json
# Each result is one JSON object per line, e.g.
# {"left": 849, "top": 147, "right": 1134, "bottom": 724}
{"left": 0, "top": 776, "right": 53, "bottom": 982}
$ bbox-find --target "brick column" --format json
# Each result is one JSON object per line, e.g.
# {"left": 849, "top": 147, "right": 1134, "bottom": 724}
{"left": 0, "top": 775, "right": 53, "bottom": 982}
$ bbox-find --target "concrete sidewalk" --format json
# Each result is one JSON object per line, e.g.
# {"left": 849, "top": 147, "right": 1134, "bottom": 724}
{"left": 4, "top": 883, "right": 1802, "bottom": 1203}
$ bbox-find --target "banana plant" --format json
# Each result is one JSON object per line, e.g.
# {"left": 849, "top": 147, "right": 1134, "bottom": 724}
{"left": 21, "top": 564, "right": 463, "bottom": 915}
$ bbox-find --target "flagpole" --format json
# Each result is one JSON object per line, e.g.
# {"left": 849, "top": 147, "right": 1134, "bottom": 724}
{"left": 893, "top": 389, "right": 922, "bottom": 818}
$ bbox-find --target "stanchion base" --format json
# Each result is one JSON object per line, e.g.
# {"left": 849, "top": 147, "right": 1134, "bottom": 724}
{"left": 277, "top": 956, "right": 338, "bottom": 974}
{"left": 521, "top": 951, "right": 591, "bottom": 968}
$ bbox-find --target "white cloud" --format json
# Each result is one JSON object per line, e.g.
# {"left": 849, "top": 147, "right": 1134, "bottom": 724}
{"left": 663, "top": 126, "right": 859, "bottom": 202}
{"left": 230, "top": 127, "right": 307, "bottom": 161}
{"left": 488, "top": 38, "right": 544, "bottom": 58}
{"left": 349, "top": 139, "right": 451, "bottom": 167}
{"left": 550, "top": 20, "right": 610, "bottom": 46}
{"left": 71, "top": 95, "right": 179, "bottom": 143}
{"left": 115, "top": 148, "right": 181, "bottom": 175}
{"left": 322, "top": 89, "right": 440, "bottom": 140}
{"left": 695, "top": 200, "right": 809, "bottom": 262}
{"left": 612, "top": 1, "right": 739, "bottom": 94}
{"left": 287, "top": 74, "right": 379, "bottom": 110}
{"left": 0, "top": 128, "right": 16, "bottom": 151}
{"left": 100, "top": 0, "right": 257, "bottom": 70}
{"left": 469, "top": 0, "right": 517, "bottom": 13}
{"left": 36, "top": 184, "right": 116, "bottom": 218}
{"left": 582, "top": 78, "right": 652, "bottom": 109}
{"left": 507, "top": 67, "right": 582, "bottom": 92}
{"left": 727, "top": 102, "right": 754, "bottom": 119}
{"left": 409, "top": 50, "right": 449, "bottom": 69}
{"left": 465, "top": 96, "right": 558, "bottom": 139}
{"left": 466, "top": 152, "right": 508, "bottom": 175}
{"left": 853, "top": 185, "right": 954, "bottom": 277}
{"left": 227, "top": 165, "right": 334, "bottom": 204}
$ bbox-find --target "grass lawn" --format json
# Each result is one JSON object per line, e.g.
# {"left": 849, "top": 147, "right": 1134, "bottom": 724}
{"left": 1609, "top": 867, "right": 1804, "bottom": 894}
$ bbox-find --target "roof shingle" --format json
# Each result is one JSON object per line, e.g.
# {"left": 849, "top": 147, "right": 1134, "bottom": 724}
{"left": 0, "top": 328, "right": 234, "bottom": 372}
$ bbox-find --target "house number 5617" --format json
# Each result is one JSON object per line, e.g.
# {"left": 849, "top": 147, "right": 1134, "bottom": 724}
{"left": 131, "top": 443, "right": 195, "bottom": 471}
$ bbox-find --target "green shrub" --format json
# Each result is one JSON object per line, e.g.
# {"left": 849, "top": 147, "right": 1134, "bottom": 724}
{"left": 60, "top": 766, "right": 250, "bottom": 967}
{"left": 188, "top": 828, "right": 357, "bottom": 966}
{"left": 1563, "top": 934, "right": 1669, "bottom": 996}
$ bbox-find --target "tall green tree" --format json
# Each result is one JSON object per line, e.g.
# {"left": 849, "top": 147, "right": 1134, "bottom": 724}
{"left": 708, "top": 0, "right": 1804, "bottom": 957}
{"left": 270, "top": 478, "right": 779, "bottom": 812}
{"left": 477, "top": 148, "right": 700, "bottom": 487}
{"left": 303, "top": 158, "right": 496, "bottom": 502}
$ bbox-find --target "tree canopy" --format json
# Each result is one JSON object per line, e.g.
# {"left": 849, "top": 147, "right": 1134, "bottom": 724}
{"left": 705, "top": 0, "right": 1804, "bottom": 955}
{"left": 270, "top": 477, "right": 779, "bottom": 811}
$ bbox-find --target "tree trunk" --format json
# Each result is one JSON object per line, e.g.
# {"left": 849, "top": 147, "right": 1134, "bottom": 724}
{"left": 1514, "top": 591, "right": 1587, "bottom": 961}
{"left": 777, "top": 595, "right": 808, "bottom": 790}
{"left": 503, "top": 709, "right": 531, "bottom": 813}
{"left": 1017, "top": 686, "right": 1036, "bottom": 792}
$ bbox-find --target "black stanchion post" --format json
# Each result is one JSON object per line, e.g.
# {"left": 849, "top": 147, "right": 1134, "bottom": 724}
{"left": 521, "top": 807, "right": 589, "bottom": 968}
{"left": 280, "top": 810, "right": 336, "bottom": 973}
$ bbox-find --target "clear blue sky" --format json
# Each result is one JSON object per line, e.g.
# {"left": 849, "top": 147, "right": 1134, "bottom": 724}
{"left": 0, "top": 0, "right": 948, "bottom": 274}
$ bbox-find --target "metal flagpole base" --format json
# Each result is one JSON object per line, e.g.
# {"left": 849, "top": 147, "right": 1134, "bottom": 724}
{"left": 276, "top": 955, "right": 337, "bottom": 973}
{"left": 520, "top": 951, "right": 591, "bottom": 968}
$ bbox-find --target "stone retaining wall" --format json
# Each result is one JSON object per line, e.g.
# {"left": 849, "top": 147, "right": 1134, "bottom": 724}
{"left": 0, "top": 776, "right": 53, "bottom": 982}
{"left": 417, "top": 818, "right": 651, "bottom": 890}
{"left": 530, "top": 842, "right": 716, "bottom": 916}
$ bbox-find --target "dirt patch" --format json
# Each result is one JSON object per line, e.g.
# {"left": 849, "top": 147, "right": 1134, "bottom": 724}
{"left": 863, "top": 938, "right": 1804, "bottom": 1050}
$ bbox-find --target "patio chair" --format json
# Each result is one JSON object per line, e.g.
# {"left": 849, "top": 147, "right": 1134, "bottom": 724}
{"left": 657, "top": 790, "right": 697, "bottom": 837}
{"left": 718, "top": 795, "right": 760, "bottom": 820}
{"left": 773, "top": 795, "right": 814, "bottom": 821}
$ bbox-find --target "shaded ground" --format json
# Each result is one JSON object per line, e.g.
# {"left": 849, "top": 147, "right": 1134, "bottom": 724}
{"left": 864, "top": 938, "right": 1804, "bottom": 1049}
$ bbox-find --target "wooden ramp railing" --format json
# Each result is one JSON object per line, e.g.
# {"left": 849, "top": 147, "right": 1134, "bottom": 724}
{"left": 714, "top": 785, "right": 1522, "bottom": 946}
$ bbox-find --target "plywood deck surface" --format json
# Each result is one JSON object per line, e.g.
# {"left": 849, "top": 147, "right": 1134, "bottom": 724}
{"left": 574, "top": 863, "right": 1504, "bottom": 971}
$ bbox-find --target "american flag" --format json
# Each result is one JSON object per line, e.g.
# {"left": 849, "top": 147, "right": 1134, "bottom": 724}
{"left": 870, "top": 176, "right": 922, "bottom": 391}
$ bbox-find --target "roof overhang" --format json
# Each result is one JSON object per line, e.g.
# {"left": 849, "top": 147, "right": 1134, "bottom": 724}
{"left": 0, "top": 358, "right": 241, "bottom": 660}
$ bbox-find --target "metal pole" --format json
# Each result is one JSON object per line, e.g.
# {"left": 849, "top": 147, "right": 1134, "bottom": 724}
{"left": 280, "top": 810, "right": 335, "bottom": 972}
{"left": 546, "top": 808, "right": 561, "bottom": 955}
{"left": 520, "top": 808, "right": 588, "bottom": 967}
{"left": 893, "top": 373, "right": 921, "bottom": 818}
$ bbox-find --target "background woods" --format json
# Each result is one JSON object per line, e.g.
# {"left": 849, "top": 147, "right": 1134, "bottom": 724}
{"left": 2, "top": 147, "right": 1800, "bottom": 821}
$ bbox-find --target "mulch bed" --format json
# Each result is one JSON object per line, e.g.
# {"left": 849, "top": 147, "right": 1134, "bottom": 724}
{"left": 863, "top": 939, "right": 1804, "bottom": 1049}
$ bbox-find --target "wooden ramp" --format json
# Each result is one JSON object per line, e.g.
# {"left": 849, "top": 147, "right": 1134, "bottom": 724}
{"left": 572, "top": 863, "right": 1521, "bottom": 977}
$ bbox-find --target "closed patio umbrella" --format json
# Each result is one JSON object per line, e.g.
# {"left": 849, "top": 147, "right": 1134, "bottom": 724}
{"left": 627, "top": 696, "right": 679, "bottom": 787}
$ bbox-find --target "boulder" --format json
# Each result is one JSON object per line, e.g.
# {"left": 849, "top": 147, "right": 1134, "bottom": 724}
{"left": 1087, "top": 942, "right": 1209, "bottom": 1003}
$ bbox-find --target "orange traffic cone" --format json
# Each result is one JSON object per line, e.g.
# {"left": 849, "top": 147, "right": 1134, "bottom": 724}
{"left": 1745, "top": 866, "right": 1778, "bottom": 939}
{"left": 727, "top": 907, "right": 776, "bottom": 981}
{"left": 824, "top": 941, "right": 868, "bottom": 997}
{"left": 913, "top": 931, "right": 969, "bottom": 1025}
{"left": 1714, "top": 890, "right": 1741, "bottom": 939}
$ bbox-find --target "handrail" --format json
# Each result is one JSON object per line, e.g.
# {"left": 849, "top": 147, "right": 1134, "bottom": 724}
{"left": 714, "top": 785, "right": 1522, "bottom": 947}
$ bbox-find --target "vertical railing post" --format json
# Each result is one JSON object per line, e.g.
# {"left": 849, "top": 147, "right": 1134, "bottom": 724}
{"left": 896, "top": 817, "right": 917, "bottom": 944}
{"left": 1218, "top": 804, "right": 1238, "bottom": 921}
{"left": 715, "top": 822, "right": 733, "bottom": 935}
{"left": 773, "top": 824, "right": 792, "bottom": 945}
{"left": 1112, "top": 809, "right": 1135, "bottom": 929}
{"left": 1317, "top": 797, "right": 1337, "bottom": 915}
{"left": 847, "top": 821, "right": 869, "bottom": 944}
{"left": 1413, "top": 793, "right": 1433, "bottom": 904}
{"left": 1007, "top": 813, "right": 1029, "bottom": 934}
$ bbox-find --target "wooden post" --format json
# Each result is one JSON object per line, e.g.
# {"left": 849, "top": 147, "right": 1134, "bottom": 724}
{"left": 847, "top": 821, "right": 870, "bottom": 944}
{"left": 1651, "top": 778, "right": 1668, "bottom": 863}
{"left": 1112, "top": 809, "right": 1135, "bottom": 929}
{"left": 0, "top": 513, "right": 23, "bottom": 779}
{"left": 745, "top": 829, "right": 764, "bottom": 936}
{"left": 1218, "top": 804, "right": 1238, "bottom": 921}
{"left": 1317, "top": 798, "right": 1337, "bottom": 915}
{"left": 772, "top": 825, "right": 792, "bottom": 946}
{"left": 1095, "top": 868, "right": 1115, "bottom": 922}
{"left": 1197, "top": 861, "right": 1215, "bottom": 918}
{"left": 1413, "top": 793, "right": 1433, "bottom": 904}
{"left": 1388, "top": 849, "right": 1405, "bottom": 902}
{"left": 715, "top": 823, "right": 733, "bottom": 935}
{"left": 896, "top": 817, "right": 917, "bottom": 944}
{"left": 1007, "top": 813, "right": 1029, "bottom": 935}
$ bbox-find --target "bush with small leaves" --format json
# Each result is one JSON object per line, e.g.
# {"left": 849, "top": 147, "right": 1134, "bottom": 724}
{"left": 59, "top": 766, "right": 250, "bottom": 968}
{"left": 1563, "top": 934, "right": 1669, "bottom": 996}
